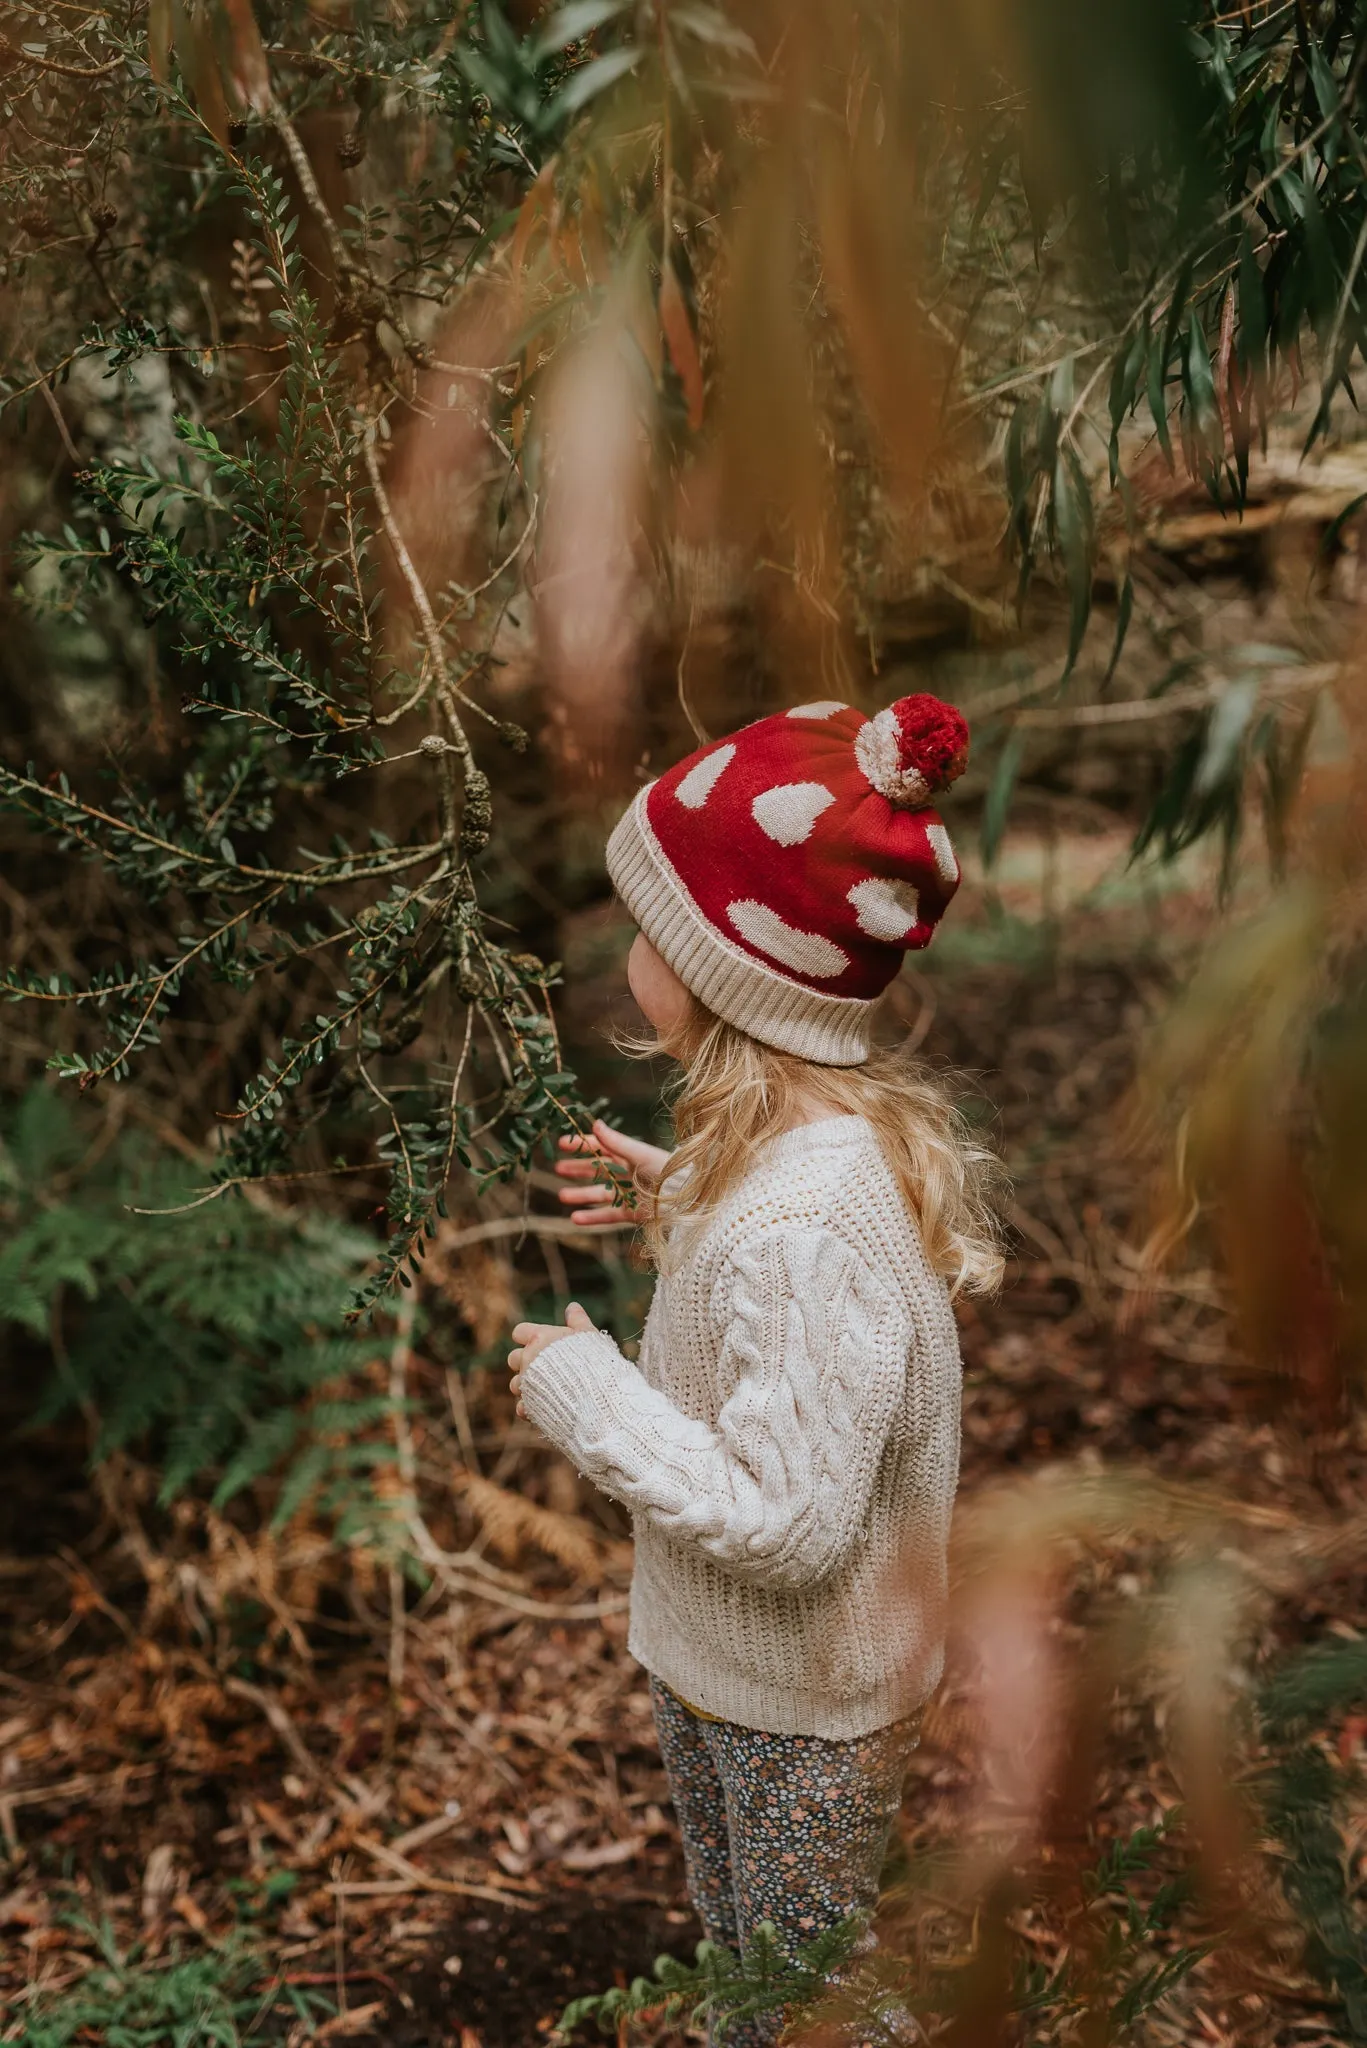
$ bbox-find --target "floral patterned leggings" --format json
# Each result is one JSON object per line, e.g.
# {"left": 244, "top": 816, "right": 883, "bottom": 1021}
{"left": 650, "top": 1679, "right": 921, "bottom": 2048}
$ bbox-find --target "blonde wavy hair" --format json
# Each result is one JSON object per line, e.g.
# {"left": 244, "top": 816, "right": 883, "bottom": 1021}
{"left": 628, "top": 1001, "right": 1006, "bottom": 1296}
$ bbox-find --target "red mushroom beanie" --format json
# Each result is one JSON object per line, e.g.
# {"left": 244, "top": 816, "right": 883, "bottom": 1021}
{"left": 606, "top": 694, "right": 969, "bottom": 1066}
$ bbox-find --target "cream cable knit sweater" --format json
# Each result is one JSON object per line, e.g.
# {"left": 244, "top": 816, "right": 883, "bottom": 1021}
{"left": 518, "top": 1115, "right": 962, "bottom": 1739}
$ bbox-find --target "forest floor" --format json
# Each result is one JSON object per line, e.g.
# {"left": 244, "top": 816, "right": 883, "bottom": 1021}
{"left": 2, "top": 838, "right": 1365, "bottom": 2048}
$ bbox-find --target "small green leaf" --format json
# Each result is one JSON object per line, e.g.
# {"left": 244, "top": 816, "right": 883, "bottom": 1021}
{"left": 481, "top": 0, "right": 522, "bottom": 66}
{"left": 457, "top": 44, "right": 514, "bottom": 104}
{"left": 981, "top": 729, "right": 1024, "bottom": 870}
{"left": 1108, "top": 322, "right": 1147, "bottom": 485}
{"left": 1147, "top": 327, "right": 1174, "bottom": 470}
{"left": 530, "top": 0, "right": 628, "bottom": 62}
{"left": 1184, "top": 315, "right": 1222, "bottom": 473}
{"left": 1194, "top": 677, "right": 1259, "bottom": 795}
{"left": 547, "top": 41, "right": 642, "bottom": 115}
{"left": 1103, "top": 572, "right": 1134, "bottom": 688}
{"left": 1313, "top": 490, "right": 1367, "bottom": 576}
{"left": 670, "top": 4, "right": 757, "bottom": 56}
{"left": 1054, "top": 448, "right": 1095, "bottom": 677}
{"left": 1306, "top": 39, "right": 1340, "bottom": 125}
{"left": 1004, "top": 400, "right": 1033, "bottom": 562}
{"left": 1160, "top": 256, "right": 1193, "bottom": 385}
{"left": 1299, "top": 173, "right": 1336, "bottom": 329}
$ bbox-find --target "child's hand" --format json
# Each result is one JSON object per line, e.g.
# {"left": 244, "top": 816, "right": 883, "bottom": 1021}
{"left": 508, "top": 1302, "right": 597, "bottom": 1414}
{"left": 555, "top": 1117, "right": 671, "bottom": 1227}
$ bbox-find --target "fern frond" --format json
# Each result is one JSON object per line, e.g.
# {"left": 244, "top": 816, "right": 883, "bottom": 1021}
{"left": 2, "top": 1087, "right": 393, "bottom": 1537}
{"left": 457, "top": 1470, "right": 606, "bottom": 1580}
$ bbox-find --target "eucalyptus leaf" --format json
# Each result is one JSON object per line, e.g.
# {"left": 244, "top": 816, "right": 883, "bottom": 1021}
{"left": 981, "top": 728, "right": 1025, "bottom": 870}
{"left": 1005, "top": 399, "right": 1033, "bottom": 563}
{"left": 481, "top": 0, "right": 522, "bottom": 66}
{"left": 1313, "top": 491, "right": 1367, "bottom": 574}
{"left": 670, "top": 4, "right": 758, "bottom": 56}
{"left": 1183, "top": 314, "right": 1222, "bottom": 465}
{"left": 546, "top": 41, "right": 643, "bottom": 116}
{"left": 531, "top": 0, "right": 629, "bottom": 63}
{"left": 1194, "top": 677, "right": 1259, "bottom": 795}
{"left": 1306, "top": 39, "right": 1340, "bottom": 127}
{"left": 1102, "top": 572, "right": 1134, "bottom": 688}
{"left": 1054, "top": 447, "right": 1095, "bottom": 677}
{"left": 1108, "top": 323, "right": 1147, "bottom": 485}
{"left": 1147, "top": 325, "right": 1174, "bottom": 469}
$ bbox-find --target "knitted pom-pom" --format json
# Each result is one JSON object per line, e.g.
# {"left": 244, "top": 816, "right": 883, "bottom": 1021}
{"left": 854, "top": 694, "right": 970, "bottom": 808}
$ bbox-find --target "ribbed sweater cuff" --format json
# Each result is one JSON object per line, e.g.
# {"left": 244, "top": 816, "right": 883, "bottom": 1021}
{"left": 518, "top": 1329, "right": 626, "bottom": 1461}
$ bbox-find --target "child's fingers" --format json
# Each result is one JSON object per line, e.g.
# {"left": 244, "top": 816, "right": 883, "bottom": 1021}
{"left": 558, "top": 1181, "right": 616, "bottom": 1207}
{"left": 565, "top": 1301, "right": 596, "bottom": 1331}
{"left": 593, "top": 1119, "right": 655, "bottom": 1165}
{"left": 558, "top": 1132, "right": 603, "bottom": 1156}
{"left": 568, "top": 1203, "right": 634, "bottom": 1228}
{"left": 554, "top": 1157, "right": 608, "bottom": 1181}
{"left": 511, "top": 1321, "right": 553, "bottom": 1349}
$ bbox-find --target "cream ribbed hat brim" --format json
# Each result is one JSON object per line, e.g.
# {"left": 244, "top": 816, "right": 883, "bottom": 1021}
{"left": 606, "top": 788, "right": 872, "bottom": 1066}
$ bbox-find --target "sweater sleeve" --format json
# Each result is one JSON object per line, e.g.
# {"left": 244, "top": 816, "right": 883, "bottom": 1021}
{"left": 517, "top": 1227, "right": 909, "bottom": 1590}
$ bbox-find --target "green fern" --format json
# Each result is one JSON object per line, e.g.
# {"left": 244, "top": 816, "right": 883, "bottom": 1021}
{"left": 13, "top": 1914, "right": 331, "bottom": 2048}
{"left": 1260, "top": 1641, "right": 1367, "bottom": 2041}
{"left": 1, "top": 1088, "right": 396, "bottom": 1533}
{"left": 560, "top": 1822, "right": 1210, "bottom": 2046}
{"left": 560, "top": 1916, "right": 865, "bottom": 2042}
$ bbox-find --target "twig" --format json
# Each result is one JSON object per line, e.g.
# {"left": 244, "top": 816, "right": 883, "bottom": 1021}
{"left": 224, "top": 1676, "right": 353, "bottom": 1802}
{"left": 437, "top": 998, "right": 476, "bottom": 1208}
{"left": 388, "top": 1285, "right": 419, "bottom": 1692}
{"left": 409, "top": 1671, "right": 522, "bottom": 1787}
{"left": 406, "top": 1511, "right": 629, "bottom": 1620}
{"left": 433, "top": 1575, "right": 628, "bottom": 1624}
{"left": 330, "top": 1872, "right": 535, "bottom": 1908}
{"left": 350, "top": 1832, "right": 536, "bottom": 1907}
{"left": 675, "top": 594, "right": 708, "bottom": 744}
{"left": 0, "top": 767, "right": 441, "bottom": 889}
{"left": 430, "top": 1213, "right": 632, "bottom": 1251}
{"left": 35, "top": 374, "right": 82, "bottom": 464}
{"left": 435, "top": 493, "right": 538, "bottom": 618}
{"left": 362, "top": 428, "right": 489, "bottom": 741}
{"left": 332, "top": 1854, "right": 348, "bottom": 2021}
{"left": 1007, "top": 1203, "right": 1072, "bottom": 1265}
{"left": 1010, "top": 665, "right": 1331, "bottom": 730}
{"left": 358, "top": 1041, "right": 417, "bottom": 1226}
{"left": 426, "top": 357, "right": 518, "bottom": 382}
{"left": 538, "top": 1222, "right": 571, "bottom": 1306}
{"left": 389, "top": 1812, "right": 463, "bottom": 1858}
{"left": 0, "top": 30, "right": 123, "bottom": 77}
{"left": 446, "top": 1367, "right": 481, "bottom": 1474}
{"left": 0, "top": 1763, "right": 158, "bottom": 1811}
{"left": 270, "top": 107, "right": 351, "bottom": 280}
{"left": 91, "top": 888, "right": 285, "bottom": 1083}
{"left": 124, "top": 1160, "right": 385, "bottom": 1218}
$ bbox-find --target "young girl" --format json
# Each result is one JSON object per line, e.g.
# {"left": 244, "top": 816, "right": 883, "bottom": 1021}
{"left": 506, "top": 696, "right": 1002, "bottom": 2043}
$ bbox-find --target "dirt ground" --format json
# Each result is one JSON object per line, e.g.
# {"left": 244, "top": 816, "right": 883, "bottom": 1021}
{"left": 2, "top": 841, "right": 1364, "bottom": 2047}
